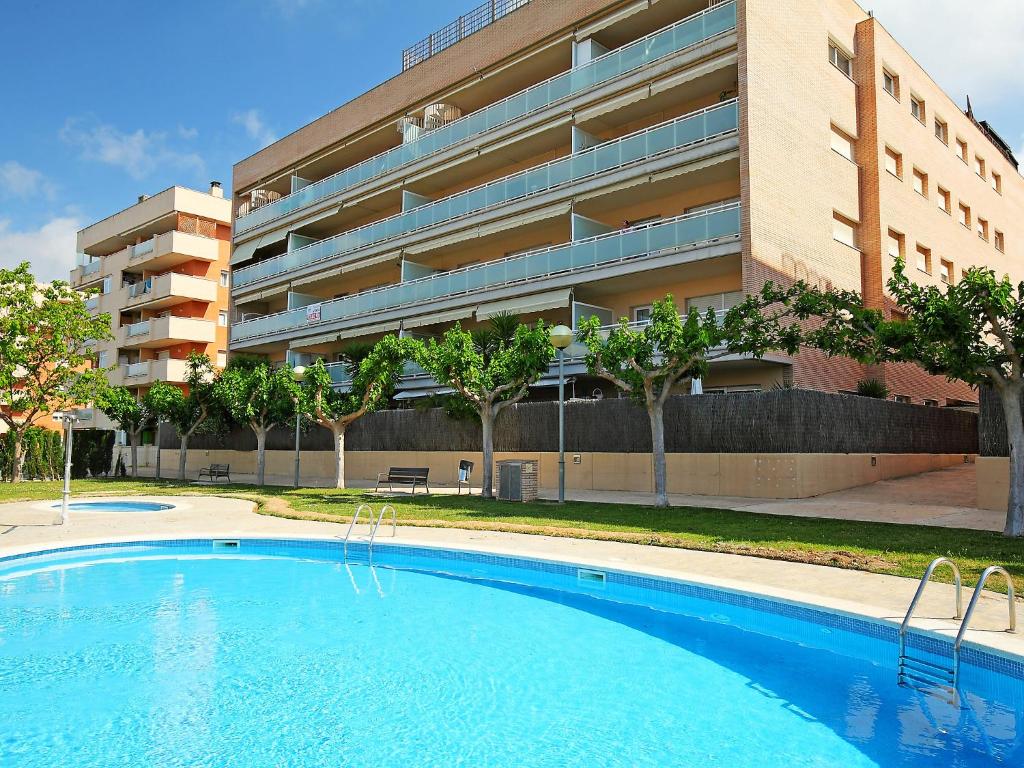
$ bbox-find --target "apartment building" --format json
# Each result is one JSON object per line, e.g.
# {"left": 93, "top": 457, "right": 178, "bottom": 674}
{"left": 228, "top": 0, "right": 1021, "bottom": 405}
{"left": 71, "top": 185, "right": 232, "bottom": 429}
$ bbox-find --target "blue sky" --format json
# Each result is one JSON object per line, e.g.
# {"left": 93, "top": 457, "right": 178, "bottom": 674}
{"left": 1, "top": 0, "right": 1021, "bottom": 282}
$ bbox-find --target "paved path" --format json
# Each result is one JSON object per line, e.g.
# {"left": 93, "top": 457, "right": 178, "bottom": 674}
{"left": 0, "top": 494, "right": 1019, "bottom": 660}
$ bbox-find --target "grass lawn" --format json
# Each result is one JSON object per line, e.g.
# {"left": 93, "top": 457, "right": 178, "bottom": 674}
{"left": 1, "top": 477, "right": 1022, "bottom": 594}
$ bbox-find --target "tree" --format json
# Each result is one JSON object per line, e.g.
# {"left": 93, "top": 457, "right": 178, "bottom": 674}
{"left": 0, "top": 262, "right": 111, "bottom": 482}
{"left": 216, "top": 357, "right": 298, "bottom": 486}
{"left": 805, "top": 257, "right": 1024, "bottom": 537}
{"left": 95, "top": 385, "right": 156, "bottom": 477}
{"left": 579, "top": 290, "right": 812, "bottom": 507}
{"left": 415, "top": 315, "right": 553, "bottom": 499}
{"left": 146, "top": 353, "right": 220, "bottom": 480}
{"left": 302, "top": 336, "right": 412, "bottom": 488}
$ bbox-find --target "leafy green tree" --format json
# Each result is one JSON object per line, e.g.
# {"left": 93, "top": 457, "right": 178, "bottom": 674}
{"left": 416, "top": 315, "right": 553, "bottom": 499}
{"left": 302, "top": 336, "right": 412, "bottom": 488}
{"left": 0, "top": 262, "right": 111, "bottom": 481}
{"left": 806, "top": 258, "right": 1024, "bottom": 537}
{"left": 95, "top": 384, "right": 156, "bottom": 477}
{"left": 579, "top": 290, "right": 812, "bottom": 507}
{"left": 216, "top": 357, "right": 299, "bottom": 486}
{"left": 146, "top": 354, "right": 220, "bottom": 480}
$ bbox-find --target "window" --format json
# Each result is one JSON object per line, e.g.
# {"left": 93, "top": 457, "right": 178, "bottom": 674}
{"left": 940, "top": 259, "right": 953, "bottom": 284}
{"left": 686, "top": 291, "right": 744, "bottom": 315}
{"left": 832, "top": 211, "right": 858, "bottom": 248}
{"left": 216, "top": 350, "right": 227, "bottom": 368}
{"left": 995, "top": 230, "right": 1005, "bottom": 253}
{"left": 102, "top": 276, "right": 112, "bottom": 295}
{"left": 887, "top": 229, "right": 905, "bottom": 260}
{"left": 958, "top": 202, "right": 971, "bottom": 229}
{"left": 912, "top": 168, "right": 928, "bottom": 197}
{"left": 974, "top": 156, "right": 986, "bottom": 179}
{"left": 915, "top": 244, "right": 931, "bottom": 273}
{"left": 977, "top": 217, "right": 989, "bottom": 241}
{"left": 992, "top": 171, "right": 1002, "bottom": 194}
{"left": 632, "top": 305, "right": 652, "bottom": 323}
{"left": 923, "top": 399, "right": 939, "bottom": 407}
{"left": 892, "top": 394, "right": 911, "bottom": 404}
{"left": 218, "top": 310, "right": 228, "bottom": 327}
{"left": 910, "top": 95, "right": 925, "bottom": 123}
{"left": 219, "top": 270, "right": 229, "bottom": 287}
{"left": 830, "top": 124, "right": 854, "bottom": 160}
{"left": 829, "top": 42, "right": 853, "bottom": 77}
{"left": 883, "top": 69, "right": 899, "bottom": 99}
{"left": 937, "top": 186, "right": 951, "bottom": 214}
{"left": 97, "top": 350, "right": 109, "bottom": 369}
{"left": 956, "top": 137, "right": 968, "bottom": 163}
{"left": 934, "top": 117, "right": 948, "bottom": 144}
{"left": 884, "top": 147, "right": 902, "bottom": 178}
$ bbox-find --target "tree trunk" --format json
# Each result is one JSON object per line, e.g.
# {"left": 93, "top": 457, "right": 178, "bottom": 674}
{"left": 1000, "top": 387, "right": 1024, "bottom": 537}
{"left": 129, "top": 429, "right": 139, "bottom": 478}
{"left": 178, "top": 433, "right": 189, "bottom": 481}
{"left": 10, "top": 432, "right": 25, "bottom": 483}
{"left": 255, "top": 426, "right": 267, "bottom": 486}
{"left": 332, "top": 425, "right": 347, "bottom": 489}
{"left": 648, "top": 403, "right": 668, "bottom": 507}
{"left": 481, "top": 409, "right": 495, "bottom": 499}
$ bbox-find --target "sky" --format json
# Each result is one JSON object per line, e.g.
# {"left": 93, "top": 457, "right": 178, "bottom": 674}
{"left": 1, "top": 0, "right": 1021, "bottom": 283}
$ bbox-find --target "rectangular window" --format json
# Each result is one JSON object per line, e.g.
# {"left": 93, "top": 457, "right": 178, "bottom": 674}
{"left": 219, "top": 270, "right": 229, "bottom": 287}
{"left": 923, "top": 399, "right": 939, "bottom": 407}
{"left": 102, "top": 276, "right": 112, "bottom": 295}
{"left": 883, "top": 69, "right": 899, "bottom": 99}
{"left": 915, "top": 244, "right": 931, "bottom": 273}
{"left": 97, "top": 350, "right": 109, "bottom": 368}
{"left": 910, "top": 95, "right": 925, "bottom": 123}
{"left": 686, "top": 291, "right": 744, "bottom": 315}
{"left": 937, "top": 186, "right": 951, "bottom": 214}
{"left": 632, "top": 305, "right": 652, "bottom": 323}
{"left": 959, "top": 202, "right": 971, "bottom": 229}
{"left": 974, "top": 155, "right": 986, "bottom": 179}
{"left": 934, "top": 117, "right": 948, "bottom": 144}
{"left": 912, "top": 168, "right": 928, "bottom": 197}
{"left": 892, "top": 394, "right": 911, "bottom": 404}
{"left": 887, "top": 229, "right": 905, "bottom": 260}
{"left": 992, "top": 171, "right": 1002, "bottom": 194}
{"left": 995, "top": 230, "right": 1005, "bottom": 252}
{"left": 940, "top": 259, "right": 953, "bottom": 284}
{"left": 218, "top": 310, "right": 228, "bottom": 327}
{"left": 956, "top": 137, "right": 968, "bottom": 163}
{"left": 977, "top": 217, "right": 989, "bottom": 241}
{"left": 830, "top": 124, "right": 854, "bottom": 160}
{"left": 832, "top": 212, "right": 858, "bottom": 248}
{"left": 884, "top": 147, "right": 902, "bottom": 178}
{"left": 216, "top": 350, "right": 227, "bottom": 368}
{"left": 829, "top": 42, "right": 853, "bottom": 77}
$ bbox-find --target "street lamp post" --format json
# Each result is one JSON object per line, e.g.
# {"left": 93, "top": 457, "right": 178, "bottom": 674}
{"left": 292, "top": 366, "right": 306, "bottom": 488}
{"left": 548, "top": 325, "right": 573, "bottom": 504}
{"left": 52, "top": 409, "right": 92, "bottom": 525}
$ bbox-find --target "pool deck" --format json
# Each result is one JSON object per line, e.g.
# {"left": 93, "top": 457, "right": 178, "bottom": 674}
{"left": 1, "top": 494, "right": 1020, "bottom": 661}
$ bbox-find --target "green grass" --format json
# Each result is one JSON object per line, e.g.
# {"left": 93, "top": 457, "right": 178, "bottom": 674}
{"left": 2, "top": 478, "right": 1022, "bottom": 594}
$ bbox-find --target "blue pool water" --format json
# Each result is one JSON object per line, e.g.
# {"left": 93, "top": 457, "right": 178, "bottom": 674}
{"left": 0, "top": 541, "right": 1021, "bottom": 767}
{"left": 52, "top": 501, "right": 175, "bottom": 512}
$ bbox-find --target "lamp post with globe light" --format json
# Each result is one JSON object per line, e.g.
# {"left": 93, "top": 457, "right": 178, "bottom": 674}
{"left": 548, "top": 325, "right": 573, "bottom": 503}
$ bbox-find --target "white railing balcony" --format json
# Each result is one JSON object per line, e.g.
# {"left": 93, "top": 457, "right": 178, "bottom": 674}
{"left": 125, "top": 320, "right": 150, "bottom": 337}
{"left": 125, "top": 361, "right": 150, "bottom": 378}
{"left": 130, "top": 239, "right": 155, "bottom": 260}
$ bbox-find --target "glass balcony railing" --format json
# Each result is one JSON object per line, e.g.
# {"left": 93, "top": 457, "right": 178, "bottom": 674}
{"left": 234, "top": 1, "right": 738, "bottom": 234}
{"left": 130, "top": 238, "right": 155, "bottom": 260}
{"left": 234, "top": 100, "right": 739, "bottom": 288}
{"left": 125, "top": 320, "right": 150, "bottom": 337}
{"left": 231, "top": 203, "right": 741, "bottom": 343}
{"left": 80, "top": 259, "right": 101, "bottom": 276}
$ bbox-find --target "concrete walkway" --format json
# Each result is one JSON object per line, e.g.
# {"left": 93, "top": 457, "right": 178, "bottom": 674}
{"left": 0, "top": 494, "right": 1020, "bottom": 660}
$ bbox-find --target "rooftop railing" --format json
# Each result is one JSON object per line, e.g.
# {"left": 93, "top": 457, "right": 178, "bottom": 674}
{"left": 234, "top": 100, "right": 739, "bottom": 288}
{"left": 402, "top": 0, "right": 530, "bottom": 71}
{"left": 234, "top": 1, "right": 737, "bottom": 234}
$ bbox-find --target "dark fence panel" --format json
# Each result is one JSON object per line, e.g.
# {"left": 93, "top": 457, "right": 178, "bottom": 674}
{"left": 164, "top": 390, "right": 977, "bottom": 455}
{"left": 979, "top": 386, "right": 1021, "bottom": 457}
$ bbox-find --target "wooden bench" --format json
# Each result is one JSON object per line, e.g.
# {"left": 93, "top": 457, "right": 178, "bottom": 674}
{"left": 198, "top": 463, "right": 231, "bottom": 483}
{"left": 375, "top": 467, "right": 430, "bottom": 494}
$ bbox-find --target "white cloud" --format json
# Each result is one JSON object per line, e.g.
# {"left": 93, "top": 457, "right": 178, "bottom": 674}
{"left": 0, "top": 161, "right": 56, "bottom": 200}
{"left": 177, "top": 125, "right": 199, "bottom": 140}
{"left": 866, "top": 1, "right": 1024, "bottom": 108}
{"left": 0, "top": 216, "right": 82, "bottom": 283}
{"left": 60, "top": 117, "right": 205, "bottom": 180}
{"left": 233, "top": 109, "right": 278, "bottom": 149}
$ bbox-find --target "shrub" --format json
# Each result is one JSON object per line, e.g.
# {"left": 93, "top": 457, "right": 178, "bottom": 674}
{"left": 856, "top": 378, "right": 889, "bottom": 399}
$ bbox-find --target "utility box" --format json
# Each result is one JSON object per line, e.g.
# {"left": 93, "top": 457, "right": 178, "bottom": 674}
{"left": 496, "top": 459, "right": 538, "bottom": 502}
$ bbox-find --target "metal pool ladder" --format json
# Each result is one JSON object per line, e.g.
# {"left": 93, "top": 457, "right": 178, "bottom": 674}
{"left": 342, "top": 503, "right": 396, "bottom": 562}
{"left": 898, "top": 557, "right": 1017, "bottom": 698}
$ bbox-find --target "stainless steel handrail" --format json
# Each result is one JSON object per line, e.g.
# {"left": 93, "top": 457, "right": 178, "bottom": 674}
{"left": 344, "top": 503, "right": 373, "bottom": 559}
{"left": 367, "top": 504, "right": 397, "bottom": 564}
{"left": 899, "top": 557, "right": 963, "bottom": 664}
{"left": 953, "top": 566, "right": 1017, "bottom": 686}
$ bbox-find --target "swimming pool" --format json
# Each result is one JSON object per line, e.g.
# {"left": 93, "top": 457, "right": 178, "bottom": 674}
{"left": 50, "top": 500, "right": 175, "bottom": 513}
{"left": 0, "top": 539, "right": 1021, "bottom": 767}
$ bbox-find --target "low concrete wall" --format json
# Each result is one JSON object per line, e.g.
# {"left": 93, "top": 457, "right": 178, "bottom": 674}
{"left": 977, "top": 457, "right": 1009, "bottom": 511}
{"left": 134, "top": 446, "right": 969, "bottom": 499}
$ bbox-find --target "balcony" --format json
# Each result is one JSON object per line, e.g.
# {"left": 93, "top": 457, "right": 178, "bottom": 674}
{"left": 234, "top": 1, "right": 738, "bottom": 235}
{"left": 71, "top": 256, "right": 103, "bottom": 287}
{"left": 128, "top": 230, "right": 220, "bottom": 271}
{"left": 234, "top": 100, "right": 739, "bottom": 289}
{"left": 231, "top": 203, "right": 741, "bottom": 345}
{"left": 109, "top": 358, "right": 191, "bottom": 387}
{"left": 125, "top": 273, "right": 218, "bottom": 310}
{"left": 119, "top": 315, "right": 217, "bottom": 348}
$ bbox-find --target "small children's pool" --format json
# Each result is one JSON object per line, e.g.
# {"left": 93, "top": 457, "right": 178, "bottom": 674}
{"left": 51, "top": 501, "right": 175, "bottom": 513}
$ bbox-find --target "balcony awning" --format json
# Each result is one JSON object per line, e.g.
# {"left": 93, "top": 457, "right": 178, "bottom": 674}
{"left": 476, "top": 287, "right": 572, "bottom": 320}
{"left": 230, "top": 226, "right": 291, "bottom": 266}
{"left": 292, "top": 251, "right": 398, "bottom": 288}
{"left": 288, "top": 319, "right": 402, "bottom": 349}
{"left": 530, "top": 375, "right": 577, "bottom": 389}
{"left": 401, "top": 307, "right": 476, "bottom": 331}
{"left": 394, "top": 386, "right": 455, "bottom": 401}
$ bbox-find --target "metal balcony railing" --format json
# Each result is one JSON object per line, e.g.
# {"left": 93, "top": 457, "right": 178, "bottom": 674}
{"left": 234, "top": 100, "right": 739, "bottom": 288}
{"left": 234, "top": 1, "right": 738, "bottom": 234}
{"left": 402, "top": 0, "right": 530, "bottom": 71}
{"left": 231, "top": 203, "right": 741, "bottom": 343}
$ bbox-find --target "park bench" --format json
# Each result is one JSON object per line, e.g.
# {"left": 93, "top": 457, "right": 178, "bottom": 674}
{"left": 198, "top": 463, "right": 231, "bottom": 483}
{"left": 375, "top": 467, "right": 430, "bottom": 494}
